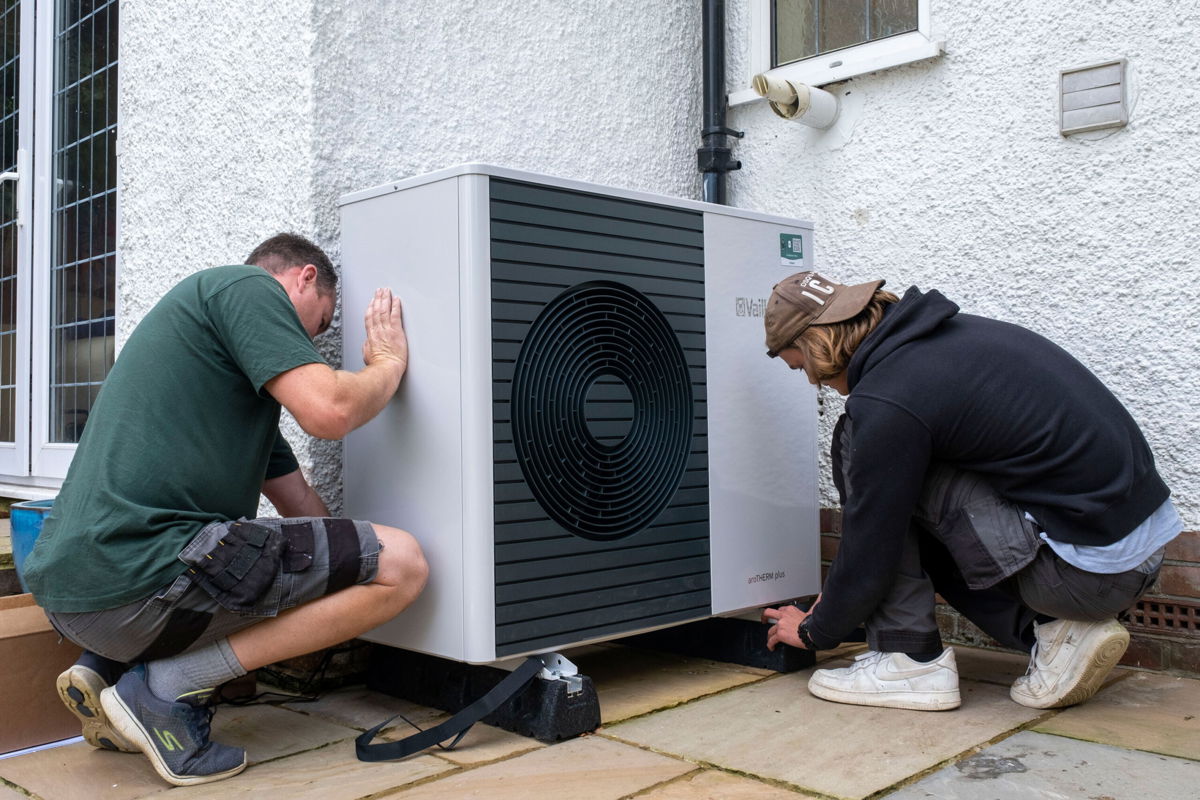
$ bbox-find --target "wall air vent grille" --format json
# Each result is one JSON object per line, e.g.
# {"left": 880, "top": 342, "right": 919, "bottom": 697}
{"left": 490, "top": 178, "right": 710, "bottom": 656}
{"left": 1127, "top": 598, "right": 1200, "bottom": 636}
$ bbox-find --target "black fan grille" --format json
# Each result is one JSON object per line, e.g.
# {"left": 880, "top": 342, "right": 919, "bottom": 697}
{"left": 489, "top": 176, "right": 709, "bottom": 655}
{"left": 511, "top": 281, "right": 693, "bottom": 541}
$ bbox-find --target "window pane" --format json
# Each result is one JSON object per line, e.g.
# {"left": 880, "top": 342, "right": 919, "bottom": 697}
{"left": 818, "top": 0, "right": 868, "bottom": 53}
{"left": 0, "top": 0, "right": 18, "bottom": 445}
{"left": 0, "top": 387, "right": 12, "bottom": 441}
{"left": 774, "top": 0, "right": 919, "bottom": 66}
{"left": 871, "top": 0, "right": 918, "bottom": 39}
{"left": 775, "top": 0, "right": 817, "bottom": 66}
{"left": 51, "top": 0, "right": 117, "bottom": 443}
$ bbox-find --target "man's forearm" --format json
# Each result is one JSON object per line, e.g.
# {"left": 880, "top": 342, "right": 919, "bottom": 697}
{"left": 263, "top": 470, "right": 331, "bottom": 517}
{"left": 267, "top": 359, "right": 406, "bottom": 441}
{"left": 328, "top": 359, "right": 406, "bottom": 436}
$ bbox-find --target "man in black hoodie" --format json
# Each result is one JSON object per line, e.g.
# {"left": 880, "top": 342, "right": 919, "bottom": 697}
{"left": 760, "top": 271, "right": 1180, "bottom": 711}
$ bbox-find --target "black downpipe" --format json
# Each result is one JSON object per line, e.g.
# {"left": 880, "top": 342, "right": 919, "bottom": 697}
{"left": 698, "top": 0, "right": 742, "bottom": 205}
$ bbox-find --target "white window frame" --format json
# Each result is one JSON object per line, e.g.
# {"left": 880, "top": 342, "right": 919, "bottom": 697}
{"left": 31, "top": 0, "right": 73, "bottom": 480}
{"left": 0, "top": 0, "right": 120, "bottom": 490}
{"left": 0, "top": 0, "right": 36, "bottom": 480}
{"left": 731, "top": 0, "right": 943, "bottom": 105}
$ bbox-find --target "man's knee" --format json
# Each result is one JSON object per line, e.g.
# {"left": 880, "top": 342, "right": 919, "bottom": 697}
{"left": 373, "top": 525, "right": 429, "bottom": 604}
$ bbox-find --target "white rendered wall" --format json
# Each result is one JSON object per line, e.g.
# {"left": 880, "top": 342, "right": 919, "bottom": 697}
{"left": 117, "top": 2, "right": 1197, "bottom": 528}
{"left": 307, "top": 1, "right": 702, "bottom": 506}
{"left": 726, "top": 1, "right": 1200, "bottom": 528}
{"left": 116, "top": 0, "right": 332, "bottom": 498}
{"left": 117, "top": 1, "right": 703, "bottom": 509}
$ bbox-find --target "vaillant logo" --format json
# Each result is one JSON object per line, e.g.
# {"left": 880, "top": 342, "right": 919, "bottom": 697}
{"left": 748, "top": 570, "right": 786, "bottom": 584}
{"left": 735, "top": 297, "right": 768, "bottom": 318}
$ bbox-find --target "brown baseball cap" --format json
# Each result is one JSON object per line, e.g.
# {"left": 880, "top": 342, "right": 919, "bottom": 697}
{"left": 764, "top": 271, "right": 885, "bottom": 357}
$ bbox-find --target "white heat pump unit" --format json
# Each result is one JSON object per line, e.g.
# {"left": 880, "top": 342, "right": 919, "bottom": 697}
{"left": 339, "top": 164, "right": 819, "bottom": 664}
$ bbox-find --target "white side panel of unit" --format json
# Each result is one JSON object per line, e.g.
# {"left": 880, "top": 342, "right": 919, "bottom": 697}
{"left": 341, "top": 177, "right": 473, "bottom": 660}
{"left": 703, "top": 212, "right": 821, "bottom": 615}
{"left": 456, "top": 174, "right": 499, "bottom": 663}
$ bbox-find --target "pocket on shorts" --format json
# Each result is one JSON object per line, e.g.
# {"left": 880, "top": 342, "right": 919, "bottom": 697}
{"left": 147, "top": 573, "right": 194, "bottom": 609}
{"left": 178, "top": 520, "right": 286, "bottom": 615}
{"left": 282, "top": 521, "right": 316, "bottom": 573}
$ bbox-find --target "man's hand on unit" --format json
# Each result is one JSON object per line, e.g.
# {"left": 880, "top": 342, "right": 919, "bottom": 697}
{"left": 362, "top": 287, "right": 408, "bottom": 372}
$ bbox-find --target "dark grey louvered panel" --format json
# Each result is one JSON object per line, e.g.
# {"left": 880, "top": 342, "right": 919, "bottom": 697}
{"left": 490, "top": 178, "right": 710, "bottom": 656}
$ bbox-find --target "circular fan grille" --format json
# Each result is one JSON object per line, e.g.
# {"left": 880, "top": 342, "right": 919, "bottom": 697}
{"left": 510, "top": 280, "right": 694, "bottom": 541}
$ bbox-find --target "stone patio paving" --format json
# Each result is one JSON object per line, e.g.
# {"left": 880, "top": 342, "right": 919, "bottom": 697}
{"left": 2, "top": 640, "right": 1198, "bottom": 799}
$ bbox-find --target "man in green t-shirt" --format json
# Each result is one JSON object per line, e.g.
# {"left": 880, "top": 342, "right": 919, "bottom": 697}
{"left": 23, "top": 233, "right": 428, "bottom": 787}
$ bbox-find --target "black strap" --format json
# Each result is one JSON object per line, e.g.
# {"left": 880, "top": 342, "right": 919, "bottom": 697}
{"left": 355, "top": 656, "right": 543, "bottom": 762}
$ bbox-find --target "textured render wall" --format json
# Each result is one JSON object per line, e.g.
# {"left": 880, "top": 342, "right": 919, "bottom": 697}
{"left": 310, "top": 1, "right": 701, "bottom": 233}
{"left": 726, "top": 1, "right": 1200, "bottom": 528}
{"left": 118, "top": 1, "right": 704, "bottom": 510}
{"left": 306, "top": 2, "right": 703, "bottom": 508}
{"left": 117, "top": 0, "right": 327, "bottom": 499}
{"left": 118, "top": 1, "right": 1196, "bottom": 526}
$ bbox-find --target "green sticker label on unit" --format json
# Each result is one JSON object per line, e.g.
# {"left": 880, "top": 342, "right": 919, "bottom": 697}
{"left": 779, "top": 233, "right": 804, "bottom": 266}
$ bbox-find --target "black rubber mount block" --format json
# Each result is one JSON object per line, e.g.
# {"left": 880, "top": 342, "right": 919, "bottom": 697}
{"left": 619, "top": 616, "right": 819, "bottom": 672}
{"left": 366, "top": 647, "right": 600, "bottom": 743}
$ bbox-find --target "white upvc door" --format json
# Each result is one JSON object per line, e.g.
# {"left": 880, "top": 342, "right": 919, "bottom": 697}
{"left": 0, "top": 0, "right": 118, "bottom": 483}
{"left": 0, "top": 0, "right": 35, "bottom": 477}
{"left": 31, "top": 0, "right": 67, "bottom": 478}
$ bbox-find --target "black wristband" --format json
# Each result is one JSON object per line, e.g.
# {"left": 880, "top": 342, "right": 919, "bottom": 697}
{"left": 796, "top": 616, "right": 818, "bottom": 650}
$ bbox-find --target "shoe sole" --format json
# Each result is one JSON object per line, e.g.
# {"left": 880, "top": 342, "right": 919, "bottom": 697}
{"left": 808, "top": 680, "right": 961, "bottom": 711}
{"left": 100, "top": 686, "right": 247, "bottom": 787}
{"left": 1011, "top": 622, "right": 1130, "bottom": 709}
{"left": 56, "top": 666, "right": 137, "bottom": 753}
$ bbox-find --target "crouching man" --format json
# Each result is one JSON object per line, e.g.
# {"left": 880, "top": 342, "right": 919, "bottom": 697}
{"left": 761, "top": 271, "right": 1180, "bottom": 711}
{"left": 23, "top": 234, "right": 428, "bottom": 784}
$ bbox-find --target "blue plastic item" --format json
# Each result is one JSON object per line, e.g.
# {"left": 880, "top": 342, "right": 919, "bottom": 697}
{"left": 10, "top": 498, "right": 54, "bottom": 592}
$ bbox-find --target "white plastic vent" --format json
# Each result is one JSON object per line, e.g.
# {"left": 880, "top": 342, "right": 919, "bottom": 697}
{"left": 1060, "top": 59, "right": 1128, "bottom": 136}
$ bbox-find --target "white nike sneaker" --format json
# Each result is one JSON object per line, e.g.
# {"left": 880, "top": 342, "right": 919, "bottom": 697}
{"left": 1010, "top": 618, "right": 1129, "bottom": 709}
{"left": 807, "top": 648, "right": 961, "bottom": 711}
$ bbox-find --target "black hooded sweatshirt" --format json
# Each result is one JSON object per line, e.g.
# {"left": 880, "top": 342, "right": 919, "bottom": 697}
{"left": 804, "top": 287, "right": 1170, "bottom": 650}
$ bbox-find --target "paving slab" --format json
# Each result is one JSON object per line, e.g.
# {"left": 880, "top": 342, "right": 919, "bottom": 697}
{"left": 0, "top": 783, "right": 25, "bottom": 800}
{"left": 814, "top": 641, "right": 868, "bottom": 663}
{"left": 570, "top": 644, "right": 771, "bottom": 724}
{"left": 163, "top": 741, "right": 451, "bottom": 799}
{"left": 0, "top": 704, "right": 364, "bottom": 799}
{"left": 0, "top": 743, "right": 170, "bottom": 800}
{"left": 209, "top": 703, "right": 360, "bottom": 764}
{"left": 1033, "top": 670, "right": 1200, "bottom": 761}
{"left": 888, "top": 729, "right": 1200, "bottom": 799}
{"left": 280, "top": 684, "right": 445, "bottom": 733}
{"left": 381, "top": 718, "right": 544, "bottom": 766}
{"left": 638, "top": 769, "right": 819, "bottom": 799}
{"left": 606, "top": 669, "right": 1043, "bottom": 799}
{"left": 951, "top": 647, "right": 1029, "bottom": 686}
{"left": 386, "top": 735, "right": 694, "bottom": 799}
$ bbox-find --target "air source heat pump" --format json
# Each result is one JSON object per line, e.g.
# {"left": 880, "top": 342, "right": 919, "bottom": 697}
{"left": 339, "top": 164, "right": 819, "bottom": 664}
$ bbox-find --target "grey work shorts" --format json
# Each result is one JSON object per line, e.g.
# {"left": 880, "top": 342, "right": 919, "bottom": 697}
{"left": 46, "top": 517, "right": 381, "bottom": 664}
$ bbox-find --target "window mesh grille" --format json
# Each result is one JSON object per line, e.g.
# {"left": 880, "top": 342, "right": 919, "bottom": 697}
{"left": 0, "top": 0, "right": 19, "bottom": 443}
{"left": 50, "top": 0, "right": 117, "bottom": 443}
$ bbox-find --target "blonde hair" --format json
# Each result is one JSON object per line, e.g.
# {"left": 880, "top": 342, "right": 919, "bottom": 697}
{"left": 795, "top": 289, "right": 899, "bottom": 381}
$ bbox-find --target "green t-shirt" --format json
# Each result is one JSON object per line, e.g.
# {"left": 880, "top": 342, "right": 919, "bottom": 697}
{"left": 24, "top": 266, "right": 326, "bottom": 612}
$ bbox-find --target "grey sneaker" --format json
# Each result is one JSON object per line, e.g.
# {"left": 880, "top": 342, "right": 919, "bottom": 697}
{"left": 1010, "top": 618, "right": 1129, "bottom": 709}
{"left": 808, "top": 648, "right": 962, "bottom": 711}
{"left": 100, "top": 665, "right": 246, "bottom": 786}
{"left": 56, "top": 660, "right": 137, "bottom": 752}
